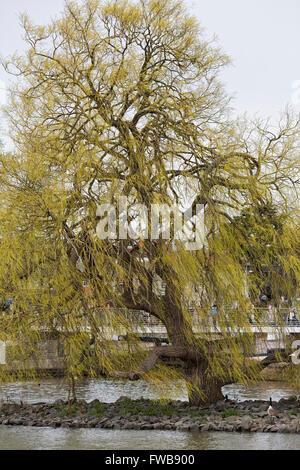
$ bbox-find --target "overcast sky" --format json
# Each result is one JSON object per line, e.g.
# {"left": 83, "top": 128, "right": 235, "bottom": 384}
{"left": 0, "top": 0, "right": 299, "bottom": 122}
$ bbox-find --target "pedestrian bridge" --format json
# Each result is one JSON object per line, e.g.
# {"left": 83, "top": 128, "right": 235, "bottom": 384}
{"left": 0, "top": 322, "right": 299, "bottom": 369}
{"left": 114, "top": 322, "right": 300, "bottom": 340}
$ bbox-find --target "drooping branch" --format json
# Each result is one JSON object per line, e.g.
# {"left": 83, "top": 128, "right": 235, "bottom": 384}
{"left": 109, "top": 345, "right": 189, "bottom": 380}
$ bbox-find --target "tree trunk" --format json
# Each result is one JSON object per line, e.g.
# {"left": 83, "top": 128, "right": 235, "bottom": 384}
{"left": 163, "top": 280, "right": 225, "bottom": 407}
{"left": 183, "top": 359, "right": 224, "bottom": 407}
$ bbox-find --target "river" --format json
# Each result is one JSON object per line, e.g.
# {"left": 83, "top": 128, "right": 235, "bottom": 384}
{"left": 0, "top": 378, "right": 299, "bottom": 450}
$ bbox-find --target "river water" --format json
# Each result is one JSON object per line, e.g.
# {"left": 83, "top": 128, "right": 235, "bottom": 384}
{"left": 0, "top": 378, "right": 299, "bottom": 450}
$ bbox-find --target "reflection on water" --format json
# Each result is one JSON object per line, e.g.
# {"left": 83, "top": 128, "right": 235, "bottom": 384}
{"left": 0, "top": 378, "right": 299, "bottom": 450}
{"left": 1, "top": 427, "right": 300, "bottom": 450}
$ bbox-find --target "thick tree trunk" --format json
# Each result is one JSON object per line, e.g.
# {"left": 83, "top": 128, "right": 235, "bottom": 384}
{"left": 183, "top": 359, "right": 224, "bottom": 407}
{"left": 163, "top": 280, "right": 225, "bottom": 407}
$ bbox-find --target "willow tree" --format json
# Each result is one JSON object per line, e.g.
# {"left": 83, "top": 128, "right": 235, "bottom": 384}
{"left": 0, "top": 0, "right": 299, "bottom": 405}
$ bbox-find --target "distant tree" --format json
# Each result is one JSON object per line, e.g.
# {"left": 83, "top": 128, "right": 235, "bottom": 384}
{"left": 231, "top": 203, "right": 299, "bottom": 306}
{"left": 0, "top": 0, "right": 299, "bottom": 404}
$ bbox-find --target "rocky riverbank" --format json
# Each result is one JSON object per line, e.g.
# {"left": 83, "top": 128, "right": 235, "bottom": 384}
{"left": 1, "top": 396, "right": 300, "bottom": 433}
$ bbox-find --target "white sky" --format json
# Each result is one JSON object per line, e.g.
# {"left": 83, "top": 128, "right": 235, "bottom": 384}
{"left": 0, "top": 0, "right": 299, "bottom": 118}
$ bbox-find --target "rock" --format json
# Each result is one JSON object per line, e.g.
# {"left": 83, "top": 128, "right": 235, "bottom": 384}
{"left": 189, "top": 424, "right": 200, "bottom": 431}
{"left": 223, "top": 424, "right": 234, "bottom": 432}
{"left": 130, "top": 423, "right": 143, "bottom": 430}
{"left": 102, "top": 422, "right": 114, "bottom": 429}
{"left": 277, "top": 425, "right": 289, "bottom": 433}
{"left": 140, "top": 423, "right": 154, "bottom": 430}
{"left": 163, "top": 424, "right": 173, "bottom": 430}
{"left": 88, "top": 418, "right": 99, "bottom": 427}
{"left": 152, "top": 423, "right": 163, "bottom": 430}
{"left": 256, "top": 411, "right": 267, "bottom": 417}
{"left": 1, "top": 397, "right": 300, "bottom": 434}
{"left": 161, "top": 420, "right": 172, "bottom": 426}
{"left": 9, "top": 417, "right": 22, "bottom": 426}
{"left": 98, "top": 417, "right": 109, "bottom": 425}
{"left": 53, "top": 399, "right": 65, "bottom": 407}
{"left": 176, "top": 425, "right": 190, "bottom": 431}
{"left": 225, "top": 416, "right": 241, "bottom": 425}
{"left": 200, "top": 424, "right": 210, "bottom": 432}
{"left": 28, "top": 420, "right": 37, "bottom": 426}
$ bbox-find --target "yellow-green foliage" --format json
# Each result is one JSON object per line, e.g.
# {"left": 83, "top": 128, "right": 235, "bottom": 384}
{"left": 0, "top": 0, "right": 299, "bottom": 399}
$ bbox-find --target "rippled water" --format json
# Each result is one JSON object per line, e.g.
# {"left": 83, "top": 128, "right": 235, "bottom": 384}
{"left": 0, "top": 378, "right": 299, "bottom": 450}
{"left": 1, "top": 427, "right": 300, "bottom": 450}
{"left": 0, "top": 377, "right": 297, "bottom": 404}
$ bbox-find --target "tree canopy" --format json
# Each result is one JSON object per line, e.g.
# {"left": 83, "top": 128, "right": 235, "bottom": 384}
{"left": 0, "top": 0, "right": 299, "bottom": 404}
